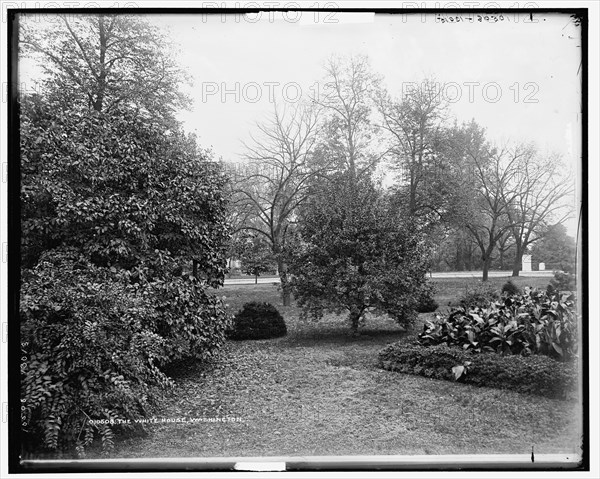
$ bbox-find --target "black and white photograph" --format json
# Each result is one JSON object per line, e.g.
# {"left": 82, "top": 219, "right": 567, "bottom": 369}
{"left": 2, "top": 2, "right": 597, "bottom": 476}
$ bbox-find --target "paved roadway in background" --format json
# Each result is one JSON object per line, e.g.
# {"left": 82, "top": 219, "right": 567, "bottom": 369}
{"left": 224, "top": 270, "right": 555, "bottom": 285}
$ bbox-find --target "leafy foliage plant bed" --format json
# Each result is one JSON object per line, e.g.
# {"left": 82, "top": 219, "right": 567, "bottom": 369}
{"left": 419, "top": 289, "right": 577, "bottom": 360}
{"left": 379, "top": 288, "right": 579, "bottom": 399}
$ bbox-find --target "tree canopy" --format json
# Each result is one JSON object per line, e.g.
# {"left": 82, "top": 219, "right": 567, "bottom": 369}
{"left": 21, "top": 93, "right": 229, "bottom": 282}
{"left": 20, "top": 13, "right": 190, "bottom": 122}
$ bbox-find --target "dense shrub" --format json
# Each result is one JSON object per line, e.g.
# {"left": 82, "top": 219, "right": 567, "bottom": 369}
{"left": 20, "top": 251, "right": 169, "bottom": 456}
{"left": 501, "top": 280, "right": 521, "bottom": 296}
{"left": 458, "top": 282, "right": 499, "bottom": 309}
{"left": 416, "top": 292, "right": 439, "bottom": 313}
{"left": 531, "top": 224, "right": 576, "bottom": 274}
{"left": 549, "top": 270, "right": 576, "bottom": 293}
{"left": 229, "top": 302, "right": 287, "bottom": 340}
{"left": 20, "top": 249, "right": 231, "bottom": 456}
{"left": 419, "top": 289, "right": 577, "bottom": 361}
{"left": 379, "top": 342, "right": 577, "bottom": 399}
{"left": 21, "top": 95, "right": 231, "bottom": 276}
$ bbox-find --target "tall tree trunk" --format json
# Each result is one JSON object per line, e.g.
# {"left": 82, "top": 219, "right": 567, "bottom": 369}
{"left": 192, "top": 259, "right": 198, "bottom": 279}
{"left": 477, "top": 240, "right": 494, "bottom": 281}
{"left": 512, "top": 243, "right": 523, "bottom": 277}
{"left": 409, "top": 155, "right": 417, "bottom": 215}
{"left": 511, "top": 260, "right": 521, "bottom": 277}
{"left": 454, "top": 242, "right": 461, "bottom": 271}
{"left": 348, "top": 306, "right": 361, "bottom": 336}
{"left": 482, "top": 255, "right": 491, "bottom": 281}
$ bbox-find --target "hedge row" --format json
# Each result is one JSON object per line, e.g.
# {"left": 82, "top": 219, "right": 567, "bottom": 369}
{"left": 378, "top": 341, "right": 577, "bottom": 399}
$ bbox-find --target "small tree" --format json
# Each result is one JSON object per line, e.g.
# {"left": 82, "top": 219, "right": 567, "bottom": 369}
{"left": 235, "top": 233, "right": 276, "bottom": 283}
{"left": 290, "top": 174, "right": 432, "bottom": 334}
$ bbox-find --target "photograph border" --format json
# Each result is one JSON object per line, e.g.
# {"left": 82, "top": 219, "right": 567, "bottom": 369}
{"left": 5, "top": 4, "right": 591, "bottom": 474}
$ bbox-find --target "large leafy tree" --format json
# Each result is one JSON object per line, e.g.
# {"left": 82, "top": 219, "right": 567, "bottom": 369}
{"left": 19, "top": 14, "right": 229, "bottom": 455}
{"left": 21, "top": 93, "right": 229, "bottom": 280}
{"left": 20, "top": 13, "right": 189, "bottom": 121}
{"left": 531, "top": 223, "right": 577, "bottom": 272}
{"left": 20, "top": 93, "right": 229, "bottom": 455}
{"left": 20, "top": 93, "right": 233, "bottom": 455}
{"left": 290, "top": 174, "right": 432, "bottom": 335}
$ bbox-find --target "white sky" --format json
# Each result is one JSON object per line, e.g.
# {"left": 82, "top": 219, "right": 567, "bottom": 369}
{"left": 148, "top": 12, "right": 582, "bottom": 167}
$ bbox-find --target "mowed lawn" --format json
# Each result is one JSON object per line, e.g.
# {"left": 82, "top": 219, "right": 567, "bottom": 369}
{"left": 111, "top": 275, "right": 582, "bottom": 458}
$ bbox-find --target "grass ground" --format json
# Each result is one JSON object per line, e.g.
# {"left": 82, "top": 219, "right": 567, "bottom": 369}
{"left": 108, "top": 275, "right": 582, "bottom": 458}
{"left": 431, "top": 275, "right": 551, "bottom": 308}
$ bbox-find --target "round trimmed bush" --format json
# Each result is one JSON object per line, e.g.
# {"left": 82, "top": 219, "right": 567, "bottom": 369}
{"left": 501, "top": 280, "right": 521, "bottom": 296}
{"left": 416, "top": 294, "right": 439, "bottom": 313}
{"left": 229, "top": 302, "right": 287, "bottom": 340}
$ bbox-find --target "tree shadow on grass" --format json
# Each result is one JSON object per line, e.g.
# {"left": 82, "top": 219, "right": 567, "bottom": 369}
{"left": 280, "top": 322, "right": 408, "bottom": 349}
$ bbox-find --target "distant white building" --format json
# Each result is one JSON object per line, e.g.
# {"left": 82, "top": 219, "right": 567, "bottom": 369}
{"left": 522, "top": 254, "right": 532, "bottom": 272}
